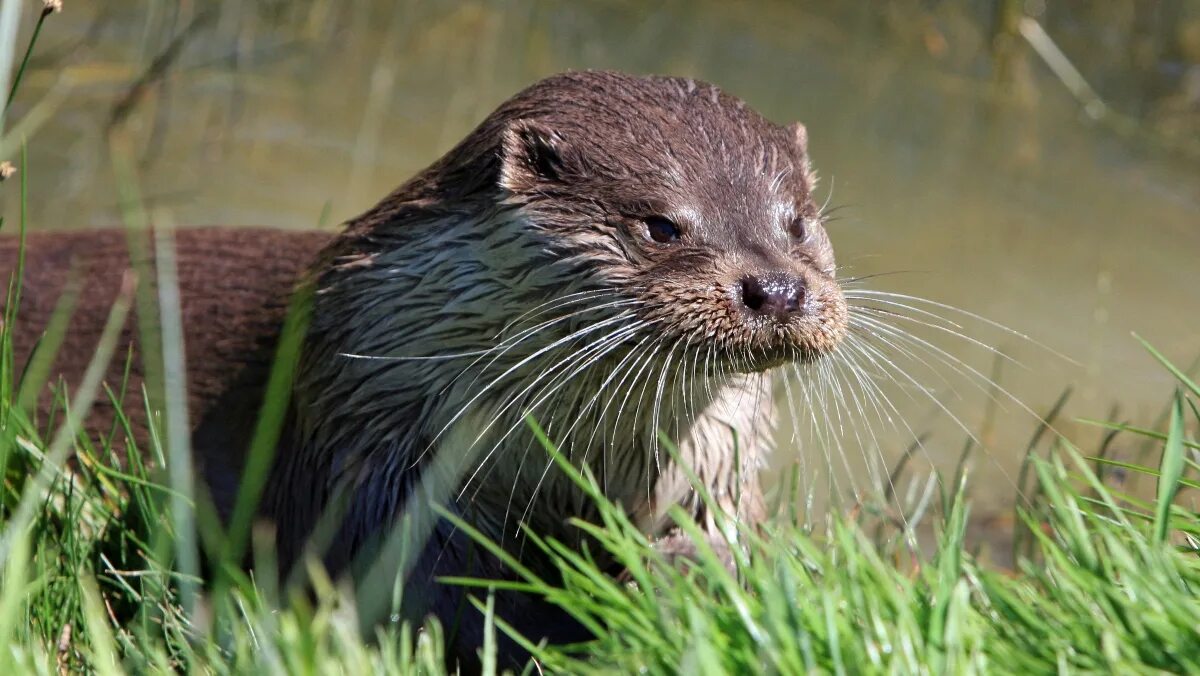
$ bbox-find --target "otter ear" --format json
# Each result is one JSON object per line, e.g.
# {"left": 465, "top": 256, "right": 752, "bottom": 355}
{"left": 786, "top": 121, "right": 809, "bottom": 154}
{"left": 500, "top": 120, "right": 570, "bottom": 192}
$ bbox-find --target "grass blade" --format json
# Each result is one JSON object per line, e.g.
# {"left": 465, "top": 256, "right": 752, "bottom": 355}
{"left": 152, "top": 219, "right": 199, "bottom": 618}
{"left": 1135, "top": 334, "right": 1200, "bottom": 400}
{"left": 1152, "top": 391, "right": 1186, "bottom": 544}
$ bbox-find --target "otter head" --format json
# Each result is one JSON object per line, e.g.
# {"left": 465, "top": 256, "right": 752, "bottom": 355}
{"left": 491, "top": 71, "right": 846, "bottom": 373}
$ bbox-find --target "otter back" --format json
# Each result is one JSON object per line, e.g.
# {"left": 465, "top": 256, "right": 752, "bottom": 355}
{"left": 0, "top": 227, "right": 330, "bottom": 473}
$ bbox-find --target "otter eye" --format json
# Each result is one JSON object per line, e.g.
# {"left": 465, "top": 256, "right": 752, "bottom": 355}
{"left": 644, "top": 216, "right": 681, "bottom": 244}
{"left": 789, "top": 216, "right": 809, "bottom": 241}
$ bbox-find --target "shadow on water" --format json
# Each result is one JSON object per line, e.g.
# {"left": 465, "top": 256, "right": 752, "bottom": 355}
{"left": 3, "top": 0, "right": 1198, "bottom": 547}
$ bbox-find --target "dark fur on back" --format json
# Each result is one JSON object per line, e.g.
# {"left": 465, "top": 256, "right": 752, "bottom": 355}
{"left": 3, "top": 71, "right": 846, "bottom": 668}
{"left": 0, "top": 227, "right": 330, "bottom": 464}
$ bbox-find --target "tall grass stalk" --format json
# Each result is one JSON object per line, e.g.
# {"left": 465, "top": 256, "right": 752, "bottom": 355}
{"left": 3, "top": 2, "right": 51, "bottom": 112}
{"left": 152, "top": 218, "right": 199, "bottom": 619}
{"left": 0, "top": 0, "right": 26, "bottom": 126}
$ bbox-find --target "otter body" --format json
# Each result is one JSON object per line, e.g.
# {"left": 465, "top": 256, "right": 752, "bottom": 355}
{"left": 3, "top": 71, "right": 846, "bottom": 664}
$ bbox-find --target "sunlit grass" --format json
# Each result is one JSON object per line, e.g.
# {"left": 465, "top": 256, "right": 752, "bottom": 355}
{"left": 1, "top": 285, "right": 1198, "bottom": 674}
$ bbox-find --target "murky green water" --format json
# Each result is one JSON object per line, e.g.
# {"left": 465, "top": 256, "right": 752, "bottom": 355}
{"left": 3, "top": 1, "right": 1199, "bottom": 520}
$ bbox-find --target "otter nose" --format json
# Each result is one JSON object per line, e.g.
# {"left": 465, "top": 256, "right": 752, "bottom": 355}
{"left": 740, "top": 273, "right": 806, "bottom": 319}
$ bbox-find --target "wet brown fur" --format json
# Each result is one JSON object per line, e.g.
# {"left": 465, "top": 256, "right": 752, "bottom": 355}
{"left": 0, "top": 228, "right": 328, "bottom": 444}
{"left": 1, "top": 71, "right": 845, "bottom": 668}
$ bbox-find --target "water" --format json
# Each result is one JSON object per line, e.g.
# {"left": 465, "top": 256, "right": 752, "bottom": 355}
{"left": 3, "top": 1, "right": 1198, "bottom": 522}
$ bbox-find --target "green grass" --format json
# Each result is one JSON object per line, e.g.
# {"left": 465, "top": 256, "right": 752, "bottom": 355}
{"left": 0, "top": 300, "right": 1198, "bottom": 675}
{"left": 3, "top": 10, "right": 1200, "bottom": 675}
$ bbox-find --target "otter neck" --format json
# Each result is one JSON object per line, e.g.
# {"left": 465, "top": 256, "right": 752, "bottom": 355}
{"left": 287, "top": 206, "right": 749, "bottom": 549}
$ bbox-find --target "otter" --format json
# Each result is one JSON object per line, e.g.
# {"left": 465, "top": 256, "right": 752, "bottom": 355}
{"left": 2, "top": 71, "right": 846, "bottom": 665}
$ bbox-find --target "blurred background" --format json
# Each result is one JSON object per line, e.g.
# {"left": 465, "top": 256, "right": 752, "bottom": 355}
{"left": 1, "top": 0, "right": 1198, "bottom": 551}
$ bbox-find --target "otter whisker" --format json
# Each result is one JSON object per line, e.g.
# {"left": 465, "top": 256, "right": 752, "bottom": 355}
{"left": 848, "top": 315, "right": 1063, "bottom": 505}
{"left": 799, "top": 360, "right": 844, "bottom": 502}
{"left": 551, "top": 329, "right": 665, "bottom": 471}
{"left": 676, "top": 333, "right": 698, "bottom": 428}
{"left": 847, "top": 289, "right": 1078, "bottom": 364}
{"left": 839, "top": 335, "right": 920, "bottom": 435}
{"left": 796, "top": 362, "right": 844, "bottom": 499}
{"left": 818, "top": 356, "right": 862, "bottom": 505}
{"left": 817, "top": 175, "right": 836, "bottom": 221}
{"left": 779, "top": 361, "right": 802, "bottom": 449}
{"left": 815, "top": 350, "right": 870, "bottom": 504}
{"left": 852, "top": 314, "right": 1024, "bottom": 412}
{"left": 839, "top": 325, "right": 986, "bottom": 448}
{"left": 845, "top": 292, "right": 968, "bottom": 331}
{"left": 832, "top": 337, "right": 933, "bottom": 523}
{"left": 838, "top": 326, "right": 1037, "bottom": 508}
{"left": 586, "top": 331, "right": 672, "bottom": 461}
{"left": 848, "top": 298, "right": 1029, "bottom": 370}
{"left": 848, "top": 318, "right": 966, "bottom": 397}
{"left": 551, "top": 326, "right": 661, "bottom": 445}
{"left": 333, "top": 291, "right": 625, "bottom": 365}
{"left": 702, "top": 340, "right": 717, "bottom": 402}
{"left": 832, "top": 352, "right": 909, "bottom": 519}
{"left": 825, "top": 350, "right": 880, "bottom": 504}
{"left": 457, "top": 317, "right": 652, "bottom": 500}
{"left": 604, "top": 336, "right": 674, "bottom": 507}
{"left": 836, "top": 348, "right": 909, "bottom": 489}
{"left": 455, "top": 296, "right": 643, "bottom": 390}
{"left": 684, "top": 334, "right": 708, "bottom": 431}
{"left": 590, "top": 333, "right": 675, "bottom": 509}
{"left": 847, "top": 322, "right": 967, "bottom": 404}
{"left": 495, "top": 288, "right": 622, "bottom": 340}
{"left": 625, "top": 337, "right": 675, "bottom": 449}
{"left": 449, "top": 297, "right": 640, "bottom": 394}
{"left": 804, "top": 361, "right": 843, "bottom": 500}
{"left": 392, "top": 296, "right": 642, "bottom": 405}
{"left": 828, "top": 347, "right": 894, "bottom": 482}
{"left": 417, "top": 309, "right": 643, "bottom": 467}
{"left": 648, "top": 338, "right": 684, "bottom": 475}
{"left": 339, "top": 349, "right": 497, "bottom": 361}
{"left": 461, "top": 316, "right": 656, "bottom": 537}
{"left": 515, "top": 334, "right": 673, "bottom": 534}
{"left": 836, "top": 270, "right": 924, "bottom": 286}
